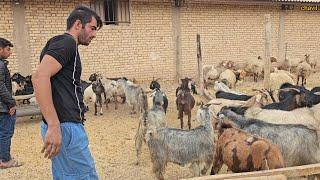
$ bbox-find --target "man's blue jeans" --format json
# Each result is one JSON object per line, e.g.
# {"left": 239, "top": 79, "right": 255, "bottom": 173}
{"left": 41, "top": 122, "right": 99, "bottom": 180}
{"left": 0, "top": 113, "right": 16, "bottom": 162}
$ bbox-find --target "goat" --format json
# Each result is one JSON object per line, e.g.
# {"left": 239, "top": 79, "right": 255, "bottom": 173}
{"left": 117, "top": 78, "right": 144, "bottom": 114}
{"left": 92, "top": 76, "right": 106, "bottom": 116}
{"left": 135, "top": 89, "right": 166, "bottom": 165}
{"left": 175, "top": 77, "right": 197, "bottom": 96}
{"left": 262, "top": 88, "right": 312, "bottom": 111}
{"left": 211, "top": 120, "right": 284, "bottom": 174}
{"left": 176, "top": 78, "right": 195, "bottom": 129}
{"left": 145, "top": 103, "right": 215, "bottom": 179}
{"left": 215, "top": 91, "right": 252, "bottom": 101}
{"left": 217, "top": 109, "right": 320, "bottom": 180}
{"left": 149, "top": 79, "right": 168, "bottom": 113}
{"left": 214, "top": 81, "right": 245, "bottom": 95}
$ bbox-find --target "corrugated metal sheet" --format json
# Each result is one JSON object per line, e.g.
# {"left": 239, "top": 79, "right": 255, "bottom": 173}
{"left": 272, "top": 0, "right": 320, "bottom": 2}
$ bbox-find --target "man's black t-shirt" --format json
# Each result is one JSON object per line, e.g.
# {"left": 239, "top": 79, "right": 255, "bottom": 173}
{"left": 40, "top": 33, "right": 85, "bottom": 123}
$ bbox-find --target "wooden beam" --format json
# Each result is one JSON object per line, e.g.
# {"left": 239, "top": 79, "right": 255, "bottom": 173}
{"left": 264, "top": 14, "right": 271, "bottom": 90}
{"left": 16, "top": 105, "right": 41, "bottom": 117}
{"left": 197, "top": 34, "right": 204, "bottom": 96}
{"left": 13, "top": 94, "right": 35, "bottom": 101}
{"left": 184, "top": 163, "right": 320, "bottom": 180}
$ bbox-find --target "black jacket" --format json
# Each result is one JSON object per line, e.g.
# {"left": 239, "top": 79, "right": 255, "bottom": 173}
{"left": 0, "top": 59, "right": 16, "bottom": 113}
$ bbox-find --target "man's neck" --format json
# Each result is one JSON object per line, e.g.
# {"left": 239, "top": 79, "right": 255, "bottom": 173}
{"left": 66, "top": 31, "right": 78, "bottom": 45}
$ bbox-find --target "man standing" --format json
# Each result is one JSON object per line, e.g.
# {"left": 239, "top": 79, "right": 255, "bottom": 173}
{"left": 0, "top": 38, "right": 23, "bottom": 169}
{"left": 32, "top": 6, "right": 102, "bottom": 179}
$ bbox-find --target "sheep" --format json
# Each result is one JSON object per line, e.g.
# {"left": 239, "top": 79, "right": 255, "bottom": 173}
{"left": 269, "top": 71, "right": 295, "bottom": 94}
{"left": 219, "top": 69, "right": 237, "bottom": 88}
{"left": 203, "top": 65, "right": 220, "bottom": 88}
{"left": 117, "top": 78, "right": 144, "bottom": 114}
{"left": 244, "top": 102, "right": 320, "bottom": 127}
{"left": 211, "top": 120, "right": 284, "bottom": 175}
{"left": 217, "top": 109, "right": 320, "bottom": 179}
{"left": 145, "top": 103, "right": 215, "bottom": 179}
{"left": 296, "top": 58, "right": 312, "bottom": 86}
{"left": 135, "top": 89, "right": 166, "bottom": 165}
{"left": 176, "top": 77, "right": 195, "bottom": 129}
{"left": 244, "top": 56, "right": 264, "bottom": 82}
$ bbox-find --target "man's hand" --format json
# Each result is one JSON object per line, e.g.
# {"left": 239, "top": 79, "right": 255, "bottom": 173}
{"left": 41, "top": 124, "right": 61, "bottom": 159}
{"left": 9, "top": 106, "right": 16, "bottom": 116}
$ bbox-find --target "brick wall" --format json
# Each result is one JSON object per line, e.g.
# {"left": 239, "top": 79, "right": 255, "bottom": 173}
{"left": 1, "top": 0, "right": 319, "bottom": 81}
{"left": 0, "top": 0, "right": 18, "bottom": 72}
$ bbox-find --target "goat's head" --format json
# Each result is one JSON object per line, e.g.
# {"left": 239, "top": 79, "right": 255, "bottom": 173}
{"left": 149, "top": 77, "right": 160, "bottom": 90}
{"left": 196, "top": 102, "right": 213, "bottom": 125}
{"left": 305, "top": 54, "right": 310, "bottom": 63}
{"left": 151, "top": 89, "right": 165, "bottom": 106}
{"left": 89, "top": 73, "right": 98, "bottom": 82}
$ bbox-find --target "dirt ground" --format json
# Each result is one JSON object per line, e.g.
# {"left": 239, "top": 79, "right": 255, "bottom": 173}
{"left": 1, "top": 72, "right": 319, "bottom": 180}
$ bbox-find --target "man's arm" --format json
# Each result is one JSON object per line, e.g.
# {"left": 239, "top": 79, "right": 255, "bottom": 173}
{"left": 0, "top": 63, "right": 16, "bottom": 110}
{"left": 32, "top": 54, "right": 62, "bottom": 159}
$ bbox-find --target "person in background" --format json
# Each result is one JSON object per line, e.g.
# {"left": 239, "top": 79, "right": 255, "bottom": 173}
{"left": 0, "top": 37, "right": 23, "bottom": 169}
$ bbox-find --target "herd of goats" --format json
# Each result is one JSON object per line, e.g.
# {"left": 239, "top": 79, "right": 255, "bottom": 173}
{"left": 9, "top": 53, "right": 320, "bottom": 179}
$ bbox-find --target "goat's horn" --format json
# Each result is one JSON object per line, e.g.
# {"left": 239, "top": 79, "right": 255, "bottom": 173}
{"left": 314, "top": 92, "right": 320, "bottom": 95}
{"left": 277, "top": 88, "right": 300, "bottom": 93}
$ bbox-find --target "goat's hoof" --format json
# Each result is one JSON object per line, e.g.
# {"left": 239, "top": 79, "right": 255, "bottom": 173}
{"left": 100, "top": 113, "right": 103, "bottom": 115}
{"left": 94, "top": 113, "right": 97, "bottom": 116}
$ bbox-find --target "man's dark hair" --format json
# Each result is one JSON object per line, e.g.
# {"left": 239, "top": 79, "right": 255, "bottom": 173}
{"left": 0, "top": 38, "right": 13, "bottom": 48}
{"left": 66, "top": 5, "right": 103, "bottom": 30}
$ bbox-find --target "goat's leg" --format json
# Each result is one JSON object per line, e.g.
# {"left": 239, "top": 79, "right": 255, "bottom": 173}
{"left": 100, "top": 102, "right": 103, "bottom": 115}
{"left": 296, "top": 75, "right": 300, "bottom": 86}
{"left": 152, "top": 161, "right": 165, "bottom": 180}
{"left": 135, "top": 121, "right": 143, "bottom": 165}
{"left": 94, "top": 103, "right": 97, "bottom": 116}
{"left": 131, "top": 105, "right": 137, "bottom": 114}
{"left": 114, "top": 95, "right": 118, "bottom": 110}
{"left": 190, "top": 162, "right": 201, "bottom": 177}
{"left": 201, "top": 157, "right": 214, "bottom": 175}
{"left": 211, "top": 149, "right": 223, "bottom": 175}
{"left": 187, "top": 111, "right": 192, "bottom": 130}
{"left": 121, "top": 96, "right": 126, "bottom": 104}
{"left": 178, "top": 110, "right": 184, "bottom": 129}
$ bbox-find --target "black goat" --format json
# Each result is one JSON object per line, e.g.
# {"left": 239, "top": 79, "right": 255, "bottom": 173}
{"left": 215, "top": 91, "right": 252, "bottom": 101}
{"left": 262, "top": 88, "right": 312, "bottom": 111}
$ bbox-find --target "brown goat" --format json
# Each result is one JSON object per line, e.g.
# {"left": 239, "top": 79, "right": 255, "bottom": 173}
{"left": 176, "top": 78, "right": 195, "bottom": 129}
{"left": 211, "top": 121, "right": 284, "bottom": 174}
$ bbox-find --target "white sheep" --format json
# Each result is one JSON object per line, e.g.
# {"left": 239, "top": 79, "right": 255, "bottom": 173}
{"left": 218, "top": 69, "right": 237, "bottom": 88}
{"left": 245, "top": 102, "right": 320, "bottom": 127}
{"left": 296, "top": 60, "right": 312, "bottom": 86}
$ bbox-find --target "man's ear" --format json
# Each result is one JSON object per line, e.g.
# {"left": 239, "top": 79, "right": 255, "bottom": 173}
{"left": 74, "top": 20, "right": 82, "bottom": 30}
